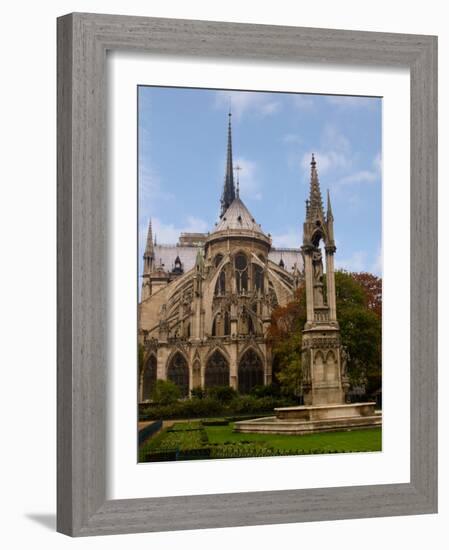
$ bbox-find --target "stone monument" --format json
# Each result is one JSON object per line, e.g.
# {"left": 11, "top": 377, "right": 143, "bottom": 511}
{"left": 235, "top": 155, "right": 381, "bottom": 435}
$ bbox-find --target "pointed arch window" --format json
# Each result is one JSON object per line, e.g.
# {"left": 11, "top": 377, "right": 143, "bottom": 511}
{"left": 235, "top": 253, "right": 248, "bottom": 293}
{"left": 205, "top": 351, "right": 230, "bottom": 388}
{"left": 167, "top": 352, "right": 189, "bottom": 397}
{"left": 253, "top": 264, "right": 264, "bottom": 292}
{"left": 142, "top": 355, "right": 157, "bottom": 401}
{"left": 215, "top": 269, "right": 226, "bottom": 295}
{"left": 238, "top": 349, "right": 264, "bottom": 393}
{"left": 223, "top": 311, "right": 231, "bottom": 335}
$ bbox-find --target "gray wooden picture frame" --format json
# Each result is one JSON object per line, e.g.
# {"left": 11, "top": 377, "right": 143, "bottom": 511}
{"left": 57, "top": 12, "right": 438, "bottom": 537}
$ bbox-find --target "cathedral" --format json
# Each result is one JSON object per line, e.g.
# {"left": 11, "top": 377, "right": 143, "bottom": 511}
{"left": 138, "top": 113, "right": 306, "bottom": 402}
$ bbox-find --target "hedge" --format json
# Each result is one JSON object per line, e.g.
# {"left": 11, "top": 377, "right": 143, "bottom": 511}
{"left": 140, "top": 395, "right": 295, "bottom": 421}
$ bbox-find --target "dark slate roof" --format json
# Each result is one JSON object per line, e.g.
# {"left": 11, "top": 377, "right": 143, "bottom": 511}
{"left": 153, "top": 244, "right": 303, "bottom": 273}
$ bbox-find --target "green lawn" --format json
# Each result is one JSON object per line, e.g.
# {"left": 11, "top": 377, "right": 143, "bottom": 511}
{"left": 205, "top": 423, "right": 382, "bottom": 453}
{"left": 139, "top": 419, "right": 381, "bottom": 462}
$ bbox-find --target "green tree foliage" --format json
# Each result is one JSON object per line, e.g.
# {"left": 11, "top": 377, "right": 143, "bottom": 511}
{"left": 267, "top": 288, "right": 306, "bottom": 396}
{"left": 151, "top": 379, "right": 181, "bottom": 405}
{"left": 269, "top": 271, "right": 382, "bottom": 397}
{"left": 335, "top": 271, "right": 382, "bottom": 394}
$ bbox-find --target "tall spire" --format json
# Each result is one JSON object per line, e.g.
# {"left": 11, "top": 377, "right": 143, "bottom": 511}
{"left": 220, "top": 112, "right": 236, "bottom": 217}
{"left": 326, "top": 189, "right": 335, "bottom": 245}
{"left": 307, "top": 153, "right": 324, "bottom": 221}
{"left": 143, "top": 218, "right": 154, "bottom": 274}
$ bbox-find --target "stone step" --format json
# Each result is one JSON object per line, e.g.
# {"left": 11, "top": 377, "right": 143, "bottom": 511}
{"left": 234, "top": 414, "right": 382, "bottom": 435}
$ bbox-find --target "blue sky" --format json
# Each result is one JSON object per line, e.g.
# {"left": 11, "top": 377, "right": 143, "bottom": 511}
{"left": 138, "top": 86, "right": 382, "bottom": 276}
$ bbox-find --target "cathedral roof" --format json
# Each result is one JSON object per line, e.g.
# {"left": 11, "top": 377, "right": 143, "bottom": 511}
{"left": 153, "top": 243, "right": 302, "bottom": 274}
{"left": 213, "top": 196, "right": 267, "bottom": 235}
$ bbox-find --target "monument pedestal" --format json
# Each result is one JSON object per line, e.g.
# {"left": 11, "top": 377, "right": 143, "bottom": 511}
{"left": 234, "top": 402, "right": 381, "bottom": 435}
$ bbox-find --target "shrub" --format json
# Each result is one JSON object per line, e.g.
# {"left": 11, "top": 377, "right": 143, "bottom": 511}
{"left": 250, "top": 384, "right": 281, "bottom": 398}
{"left": 206, "top": 386, "right": 237, "bottom": 403}
{"left": 229, "top": 395, "right": 258, "bottom": 414}
{"left": 139, "top": 392, "right": 296, "bottom": 421}
{"left": 190, "top": 387, "right": 206, "bottom": 399}
{"left": 150, "top": 380, "right": 181, "bottom": 405}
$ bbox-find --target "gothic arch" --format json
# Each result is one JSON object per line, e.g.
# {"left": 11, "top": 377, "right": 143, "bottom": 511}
{"left": 252, "top": 262, "right": 264, "bottom": 292}
{"left": 214, "top": 253, "right": 224, "bottom": 267}
{"left": 214, "top": 268, "right": 226, "bottom": 295}
{"left": 166, "top": 350, "right": 189, "bottom": 397}
{"left": 205, "top": 344, "right": 231, "bottom": 365}
{"left": 238, "top": 347, "right": 264, "bottom": 394}
{"left": 141, "top": 353, "right": 157, "bottom": 401}
{"left": 325, "top": 350, "right": 338, "bottom": 382}
{"left": 314, "top": 350, "right": 325, "bottom": 383}
{"left": 234, "top": 251, "right": 249, "bottom": 293}
{"left": 166, "top": 346, "right": 189, "bottom": 368}
{"left": 205, "top": 350, "right": 230, "bottom": 388}
{"left": 311, "top": 228, "right": 324, "bottom": 247}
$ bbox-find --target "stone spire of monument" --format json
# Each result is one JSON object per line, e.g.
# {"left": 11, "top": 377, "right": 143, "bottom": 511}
{"left": 326, "top": 189, "right": 333, "bottom": 220}
{"left": 220, "top": 111, "right": 236, "bottom": 218}
{"left": 307, "top": 153, "right": 325, "bottom": 222}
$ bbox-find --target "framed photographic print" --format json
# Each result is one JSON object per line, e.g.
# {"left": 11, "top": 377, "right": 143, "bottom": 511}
{"left": 136, "top": 85, "right": 383, "bottom": 465}
{"left": 57, "top": 13, "right": 437, "bottom": 536}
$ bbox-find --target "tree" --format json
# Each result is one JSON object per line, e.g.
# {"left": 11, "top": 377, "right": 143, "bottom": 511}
{"left": 269, "top": 272, "right": 382, "bottom": 398}
{"left": 350, "top": 271, "right": 382, "bottom": 318}
{"left": 268, "top": 287, "right": 306, "bottom": 396}
{"left": 335, "top": 271, "right": 382, "bottom": 394}
{"left": 273, "top": 333, "right": 303, "bottom": 397}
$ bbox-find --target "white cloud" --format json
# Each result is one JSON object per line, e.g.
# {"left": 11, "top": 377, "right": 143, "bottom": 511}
{"left": 234, "top": 157, "right": 262, "bottom": 201}
{"left": 337, "top": 170, "right": 378, "bottom": 185}
{"left": 214, "top": 90, "right": 280, "bottom": 120}
{"left": 271, "top": 228, "right": 302, "bottom": 248}
{"left": 336, "top": 251, "right": 368, "bottom": 272}
{"left": 336, "top": 248, "right": 383, "bottom": 275}
{"left": 322, "top": 125, "right": 351, "bottom": 154}
{"left": 335, "top": 152, "right": 381, "bottom": 185}
{"left": 371, "top": 247, "right": 383, "bottom": 276}
{"left": 301, "top": 150, "right": 350, "bottom": 175}
{"left": 140, "top": 215, "right": 210, "bottom": 248}
{"left": 298, "top": 124, "right": 353, "bottom": 176}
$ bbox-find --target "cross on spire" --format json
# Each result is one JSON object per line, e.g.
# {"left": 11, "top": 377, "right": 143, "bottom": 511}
{"left": 235, "top": 163, "right": 242, "bottom": 198}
